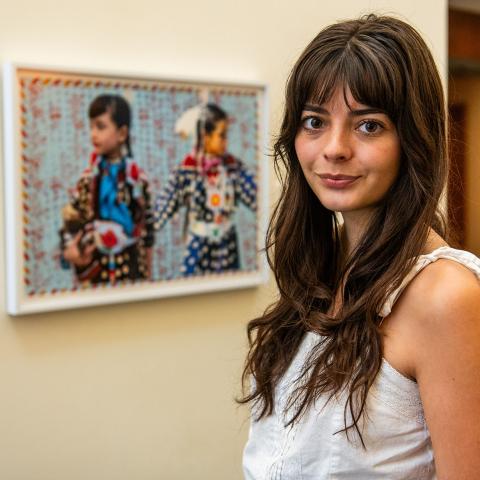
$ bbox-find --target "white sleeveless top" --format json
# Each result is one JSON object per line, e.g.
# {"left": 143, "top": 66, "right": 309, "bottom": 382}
{"left": 243, "top": 247, "right": 480, "bottom": 480}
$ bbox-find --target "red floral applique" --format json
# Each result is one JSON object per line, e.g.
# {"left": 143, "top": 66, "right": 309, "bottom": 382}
{"left": 101, "top": 230, "right": 118, "bottom": 249}
{"left": 182, "top": 155, "right": 197, "bottom": 167}
{"left": 129, "top": 162, "right": 139, "bottom": 181}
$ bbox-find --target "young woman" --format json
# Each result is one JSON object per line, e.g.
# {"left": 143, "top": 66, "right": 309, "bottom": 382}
{"left": 154, "top": 103, "right": 256, "bottom": 276}
{"left": 60, "top": 94, "right": 154, "bottom": 284}
{"left": 240, "top": 14, "right": 480, "bottom": 479}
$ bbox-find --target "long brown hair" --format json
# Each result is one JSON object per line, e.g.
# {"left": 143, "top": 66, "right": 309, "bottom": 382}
{"left": 239, "top": 14, "right": 448, "bottom": 445}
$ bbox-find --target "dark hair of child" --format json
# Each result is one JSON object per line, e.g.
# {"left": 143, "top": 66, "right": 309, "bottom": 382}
{"left": 196, "top": 103, "right": 227, "bottom": 152}
{"left": 89, "top": 94, "right": 132, "bottom": 157}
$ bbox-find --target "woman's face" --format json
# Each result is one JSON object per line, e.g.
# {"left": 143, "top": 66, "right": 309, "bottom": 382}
{"left": 294, "top": 87, "right": 401, "bottom": 219}
{"left": 204, "top": 119, "right": 228, "bottom": 156}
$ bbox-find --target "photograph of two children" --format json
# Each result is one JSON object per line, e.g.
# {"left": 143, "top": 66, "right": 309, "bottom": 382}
{"left": 3, "top": 65, "right": 267, "bottom": 314}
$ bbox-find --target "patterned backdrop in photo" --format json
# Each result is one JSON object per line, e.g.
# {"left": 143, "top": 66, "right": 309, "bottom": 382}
{"left": 20, "top": 72, "right": 260, "bottom": 295}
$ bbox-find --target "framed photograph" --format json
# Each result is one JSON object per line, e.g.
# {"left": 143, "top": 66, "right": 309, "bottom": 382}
{"left": 3, "top": 63, "right": 269, "bottom": 315}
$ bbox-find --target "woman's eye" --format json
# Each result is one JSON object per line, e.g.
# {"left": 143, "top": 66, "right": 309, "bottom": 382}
{"left": 358, "top": 120, "right": 383, "bottom": 134}
{"left": 301, "top": 116, "right": 323, "bottom": 130}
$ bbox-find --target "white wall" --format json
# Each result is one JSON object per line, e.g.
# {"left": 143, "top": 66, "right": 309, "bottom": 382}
{"left": 0, "top": 1, "right": 447, "bottom": 479}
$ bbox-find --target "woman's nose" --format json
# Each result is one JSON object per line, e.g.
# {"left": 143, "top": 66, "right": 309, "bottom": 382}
{"left": 322, "top": 127, "right": 352, "bottom": 162}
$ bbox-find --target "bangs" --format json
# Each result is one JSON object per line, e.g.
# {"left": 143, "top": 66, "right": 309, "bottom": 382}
{"left": 297, "top": 42, "right": 404, "bottom": 121}
{"left": 89, "top": 99, "right": 112, "bottom": 119}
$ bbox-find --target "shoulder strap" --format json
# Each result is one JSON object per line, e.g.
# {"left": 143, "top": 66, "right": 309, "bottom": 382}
{"left": 380, "top": 247, "right": 480, "bottom": 318}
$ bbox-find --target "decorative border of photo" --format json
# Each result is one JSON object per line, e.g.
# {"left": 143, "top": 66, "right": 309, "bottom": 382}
{"left": 3, "top": 63, "right": 269, "bottom": 315}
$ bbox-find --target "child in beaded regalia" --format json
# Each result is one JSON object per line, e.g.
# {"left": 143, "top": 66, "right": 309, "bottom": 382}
{"left": 60, "top": 94, "right": 154, "bottom": 285}
{"left": 154, "top": 103, "right": 257, "bottom": 276}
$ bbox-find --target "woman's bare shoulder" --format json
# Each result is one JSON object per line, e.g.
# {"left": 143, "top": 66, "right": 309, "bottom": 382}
{"left": 409, "top": 257, "right": 479, "bottom": 319}
{"left": 393, "top": 256, "right": 480, "bottom": 338}
{"left": 382, "top": 254, "right": 480, "bottom": 380}
{"left": 398, "top": 256, "right": 480, "bottom": 478}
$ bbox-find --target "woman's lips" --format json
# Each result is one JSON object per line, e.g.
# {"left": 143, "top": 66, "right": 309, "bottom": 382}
{"left": 318, "top": 174, "right": 360, "bottom": 188}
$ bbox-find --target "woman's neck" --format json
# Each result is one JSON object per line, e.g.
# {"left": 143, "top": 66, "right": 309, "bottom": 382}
{"left": 340, "top": 209, "right": 375, "bottom": 256}
{"left": 423, "top": 229, "right": 449, "bottom": 254}
{"left": 341, "top": 209, "right": 449, "bottom": 258}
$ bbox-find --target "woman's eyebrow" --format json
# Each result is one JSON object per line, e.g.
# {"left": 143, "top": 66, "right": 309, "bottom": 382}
{"left": 303, "top": 104, "right": 387, "bottom": 117}
{"left": 349, "top": 107, "right": 387, "bottom": 117}
{"left": 303, "top": 104, "right": 328, "bottom": 114}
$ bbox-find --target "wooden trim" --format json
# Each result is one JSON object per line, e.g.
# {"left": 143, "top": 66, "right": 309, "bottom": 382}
{"left": 448, "top": 102, "right": 466, "bottom": 246}
{"left": 449, "top": 9, "right": 480, "bottom": 62}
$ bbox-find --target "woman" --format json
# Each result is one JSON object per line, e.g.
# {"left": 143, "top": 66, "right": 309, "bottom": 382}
{"left": 240, "top": 14, "right": 480, "bottom": 479}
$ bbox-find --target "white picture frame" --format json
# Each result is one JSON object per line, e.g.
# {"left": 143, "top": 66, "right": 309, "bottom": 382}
{"left": 3, "top": 63, "right": 269, "bottom": 315}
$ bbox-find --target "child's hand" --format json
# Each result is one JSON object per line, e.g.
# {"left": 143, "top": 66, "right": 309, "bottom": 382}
{"left": 62, "top": 204, "right": 80, "bottom": 221}
{"left": 63, "top": 231, "right": 96, "bottom": 267}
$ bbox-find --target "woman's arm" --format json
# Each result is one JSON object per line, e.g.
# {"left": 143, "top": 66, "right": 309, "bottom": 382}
{"left": 409, "top": 260, "right": 480, "bottom": 479}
